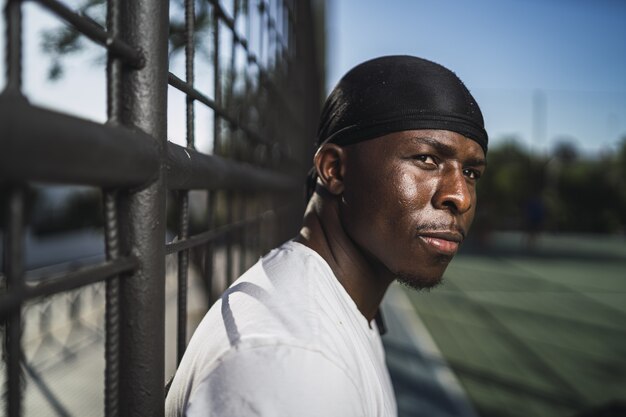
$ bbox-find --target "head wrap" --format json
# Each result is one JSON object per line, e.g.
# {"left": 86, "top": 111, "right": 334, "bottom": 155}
{"left": 307, "top": 55, "right": 488, "bottom": 199}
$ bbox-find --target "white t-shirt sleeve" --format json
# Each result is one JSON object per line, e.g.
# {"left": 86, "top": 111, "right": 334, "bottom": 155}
{"left": 184, "top": 343, "right": 366, "bottom": 417}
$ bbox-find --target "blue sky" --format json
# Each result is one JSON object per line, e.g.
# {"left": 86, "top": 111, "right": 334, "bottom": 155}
{"left": 326, "top": 0, "right": 626, "bottom": 155}
{"left": 1, "top": 0, "right": 625, "bottom": 156}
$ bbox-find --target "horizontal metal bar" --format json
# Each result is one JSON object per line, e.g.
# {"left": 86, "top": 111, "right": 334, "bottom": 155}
{"left": 0, "top": 92, "right": 159, "bottom": 187}
{"left": 166, "top": 141, "right": 299, "bottom": 190}
{"left": 31, "top": 0, "right": 144, "bottom": 68}
{"left": 165, "top": 226, "right": 225, "bottom": 255}
{"left": 0, "top": 256, "right": 137, "bottom": 317}
{"left": 167, "top": 73, "right": 298, "bottom": 163}
{"left": 168, "top": 72, "right": 231, "bottom": 126}
{"left": 0, "top": 93, "right": 297, "bottom": 190}
{"left": 165, "top": 210, "right": 275, "bottom": 254}
{"left": 168, "top": 72, "right": 278, "bottom": 151}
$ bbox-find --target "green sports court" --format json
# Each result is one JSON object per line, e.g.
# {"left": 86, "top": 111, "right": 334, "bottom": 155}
{"left": 395, "top": 232, "right": 626, "bottom": 417}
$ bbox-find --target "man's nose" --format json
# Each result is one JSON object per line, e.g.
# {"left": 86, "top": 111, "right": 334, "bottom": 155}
{"left": 432, "top": 167, "right": 472, "bottom": 214}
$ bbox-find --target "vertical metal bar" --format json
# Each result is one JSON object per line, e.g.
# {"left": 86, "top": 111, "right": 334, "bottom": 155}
{"left": 273, "top": 0, "right": 279, "bottom": 68}
{"left": 240, "top": 0, "right": 252, "bottom": 274}
{"left": 248, "top": 0, "right": 260, "bottom": 264}
{"left": 281, "top": 0, "right": 287, "bottom": 66}
{"left": 207, "top": 2, "right": 221, "bottom": 299}
{"left": 3, "top": 187, "right": 25, "bottom": 417}
{"left": 237, "top": 194, "right": 246, "bottom": 275}
{"left": 3, "top": 2, "right": 24, "bottom": 416}
{"left": 185, "top": 0, "right": 196, "bottom": 151}
{"left": 276, "top": 0, "right": 282, "bottom": 70}
{"left": 104, "top": 1, "right": 122, "bottom": 415}
{"left": 229, "top": 1, "right": 239, "bottom": 94}
{"left": 4, "top": 0, "right": 22, "bottom": 92}
{"left": 103, "top": 192, "right": 120, "bottom": 417}
{"left": 224, "top": 0, "right": 241, "bottom": 285}
{"left": 213, "top": 6, "right": 221, "bottom": 154}
{"left": 244, "top": 0, "right": 252, "bottom": 104}
{"left": 176, "top": 0, "right": 196, "bottom": 366}
{"left": 258, "top": 0, "right": 265, "bottom": 67}
{"left": 257, "top": 196, "right": 265, "bottom": 256}
{"left": 225, "top": 192, "right": 234, "bottom": 284}
{"left": 204, "top": 188, "right": 215, "bottom": 307}
{"left": 288, "top": 0, "right": 295, "bottom": 62}
{"left": 230, "top": 0, "right": 244, "bottom": 281}
{"left": 116, "top": 1, "right": 169, "bottom": 415}
{"left": 176, "top": 192, "right": 189, "bottom": 364}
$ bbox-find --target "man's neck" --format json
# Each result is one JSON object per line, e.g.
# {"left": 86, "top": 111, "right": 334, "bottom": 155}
{"left": 294, "top": 196, "right": 394, "bottom": 322}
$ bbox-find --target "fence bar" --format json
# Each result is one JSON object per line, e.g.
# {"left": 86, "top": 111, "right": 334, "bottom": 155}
{"left": 104, "top": 0, "right": 123, "bottom": 412}
{"left": 3, "top": 3, "right": 24, "bottom": 415}
{"left": 175, "top": 0, "right": 196, "bottom": 364}
{"left": 3, "top": 187, "right": 25, "bottom": 417}
{"left": 239, "top": 194, "right": 249, "bottom": 274}
{"left": 32, "top": 0, "right": 144, "bottom": 68}
{"left": 4, "top": 0, "right": 22, "bottom": 92}
{"left": 0, "top": 95, "right": 300, "bottom": 191}
{"left": 166, "top": 142, "right": 298, "bottom": 190}
{"left": 176, "top": 192, "right": 190, "bottom": 364}
{"left": 165, "top": 209, "right": 277, "bottom": 255}
{"left": 183, "top": 5, "right": 195, "bottom": 151}
{"left": 0, "top": 95, "right": 159, "bottom": 187}
{"left": 103, "top": 193, "right": 122, "bottom": 417}
{"left": 115, "top": 1, "right": 169, "bottom": 415}
{"left": 223, "top": 0, "right": 241, "bottom": 286}
{"left": 0, "top": 256, "right": 137, "bottom": 317}
{"left": 168, "top": 72, "right": 290, "bottom": 154}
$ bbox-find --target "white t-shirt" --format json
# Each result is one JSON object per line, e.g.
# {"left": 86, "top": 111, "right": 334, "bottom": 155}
{"left": 166, "top": 242, "right": 397, "bottom": 417}
{"left": 165, "top": 241, "right": 397, "bottom": 417}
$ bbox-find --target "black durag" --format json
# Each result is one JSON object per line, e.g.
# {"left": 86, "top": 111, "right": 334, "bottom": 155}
{"left": 307, "top": 55, "right": 488, "bottom": 199}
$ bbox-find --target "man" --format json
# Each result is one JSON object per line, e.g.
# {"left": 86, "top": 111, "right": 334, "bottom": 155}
{"left": 165, "top": 55, "right": 487, "bottom": 417}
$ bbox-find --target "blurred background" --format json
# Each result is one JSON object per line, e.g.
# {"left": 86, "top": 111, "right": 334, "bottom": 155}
{"left": 1, "top": 0, "right": 625, "bottom": 416}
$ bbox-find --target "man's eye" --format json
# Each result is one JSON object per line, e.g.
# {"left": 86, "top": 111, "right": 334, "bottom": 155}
{"left": 413, "top": 155, "right": 437, "bottom": 165}
{"left": 463, "top": 168, "right": 482, "bottom": 180}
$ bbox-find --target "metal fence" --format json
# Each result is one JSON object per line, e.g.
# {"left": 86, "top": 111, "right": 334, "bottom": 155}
{"left": 0, "top": 0, "right": 323, "bottom": 415}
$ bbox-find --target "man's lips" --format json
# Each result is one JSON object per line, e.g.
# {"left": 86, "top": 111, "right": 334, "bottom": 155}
{"left": 417, "top": 231, "right": 464, "bottom": 255}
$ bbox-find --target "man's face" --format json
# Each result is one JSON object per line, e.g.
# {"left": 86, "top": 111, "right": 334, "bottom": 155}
{"left": 339, "top": 129, "right": 486, "bottom": 289}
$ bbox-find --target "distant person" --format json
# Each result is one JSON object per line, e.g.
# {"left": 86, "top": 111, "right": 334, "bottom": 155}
{"left": 165, "top": 55, "right": 488, "bottom": 417}
{"left": 524, "top": 193, "right": 545, "bottom": 250}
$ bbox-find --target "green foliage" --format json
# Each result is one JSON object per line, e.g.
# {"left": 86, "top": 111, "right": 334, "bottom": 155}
{"left": 475, "top": 138, "right": 626, "bottom": 234}
{"left": 40, "top": 0, "right": 216, "bottom": 80}
{"left": 40, "top": 0, "right": 105, "bottom": 80}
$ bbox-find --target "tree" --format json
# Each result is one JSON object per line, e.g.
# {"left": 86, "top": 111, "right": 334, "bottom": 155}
{"left": 41, "top": 0, "right": 213, "bottom": 80}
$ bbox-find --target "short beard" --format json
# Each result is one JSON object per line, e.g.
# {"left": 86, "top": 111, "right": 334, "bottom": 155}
{"left": 394, "top": 271, "right": 445, "bottom": 292}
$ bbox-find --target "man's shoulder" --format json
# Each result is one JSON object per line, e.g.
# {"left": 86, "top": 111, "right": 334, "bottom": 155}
{"left": 257, "top": 240, "right": 333, "bottom": 287}
{"left": 192, "top": 241, "right": 344, "bottom": 351}
{"left": 223, "top": 241, "right": 342, "bottom": 329}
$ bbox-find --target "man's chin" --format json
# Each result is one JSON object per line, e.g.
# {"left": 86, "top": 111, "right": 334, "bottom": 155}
{"left": 394, "top": 270, "right": 445, "bottom": 291}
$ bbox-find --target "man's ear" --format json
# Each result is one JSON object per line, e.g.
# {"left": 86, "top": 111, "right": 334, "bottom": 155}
{"left": 314, "top": 144, "right": 346, "bottom": 195}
